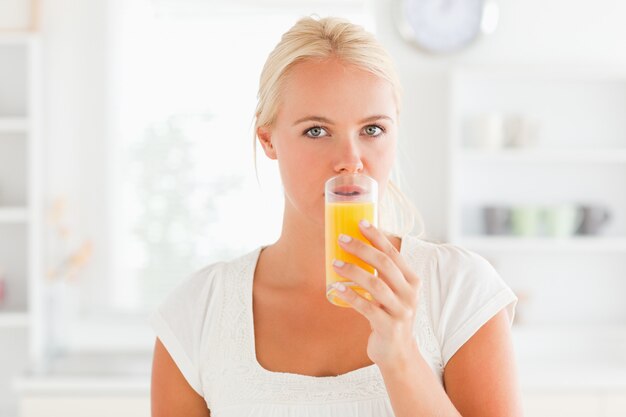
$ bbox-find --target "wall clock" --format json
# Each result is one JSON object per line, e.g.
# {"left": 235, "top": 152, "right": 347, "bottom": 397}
{"left": 393, "top": 0, "right": 500, "bottom": 54}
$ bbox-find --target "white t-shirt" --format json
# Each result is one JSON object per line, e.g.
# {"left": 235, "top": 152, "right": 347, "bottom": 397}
{"left": 150, "top": 234, "right": 518, "bottom": 416}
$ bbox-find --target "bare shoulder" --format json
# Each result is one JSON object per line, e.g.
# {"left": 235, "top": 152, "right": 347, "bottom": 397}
{"left": 443, "top": 309, "right": 524, "bottom": 417}
{"left": 151, "top": 338, "right": 211, "bottom": 417}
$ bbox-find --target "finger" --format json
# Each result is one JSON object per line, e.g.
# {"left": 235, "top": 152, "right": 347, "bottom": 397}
{"left": 332, "top": 259, "right": 403, "bottom": 317}
{"left": 331, "top": 282, "right": 387, "bottom": 327}
{"left": 338, "top": 231, "right": 411, "bottom": 298}
{"left": 357, "top": 220, "right": 421, "bottom": 288}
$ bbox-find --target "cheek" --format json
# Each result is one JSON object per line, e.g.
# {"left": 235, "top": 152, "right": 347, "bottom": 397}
{"left": 278, "top": 140, "right": 313, "bottom": 175}
{"left": 368, "top": 142, "right": 396, "bottom": 192}
{"left": 369, "top": 141, "right": 396, "bottom": 170}
{"left": 276, "top": 141, "right": 324, "bottom": 195}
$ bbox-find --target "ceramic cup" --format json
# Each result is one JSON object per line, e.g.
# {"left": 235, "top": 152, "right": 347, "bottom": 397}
{"left": 543, "top": 205, "right": 584, "bottom": 238}
{"left": 576, "top": 205, "right": 612, "bottom": 235}
{"left": 511, "top": 206, "right": 544, "bottom": 237}
{"left": 464, "top": 113, "right": 506, "bottom": 150}
{"left": 504, "top": 114, "right": 541, "bottom": 148}
{"left": 483, "top": 206, "right": 512, "bottom": 235}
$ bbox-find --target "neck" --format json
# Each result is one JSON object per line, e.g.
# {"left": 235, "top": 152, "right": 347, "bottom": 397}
{"left": 261, "top": 201, "right": 326, "bottom": 294}
{"left": 258, "top": 200, "right": 402, "bottom": 294}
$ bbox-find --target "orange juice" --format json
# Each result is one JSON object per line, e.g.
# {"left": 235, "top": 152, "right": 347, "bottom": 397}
{"left": 325, "top": 201, "right": 377, "bottom": 307}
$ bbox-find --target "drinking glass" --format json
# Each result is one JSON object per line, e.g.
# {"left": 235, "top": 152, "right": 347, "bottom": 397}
{"left": 325, "top": 173, "right": 378, "bottom": 307}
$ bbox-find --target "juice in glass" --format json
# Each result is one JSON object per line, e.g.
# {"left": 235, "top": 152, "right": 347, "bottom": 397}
{"left": 325, "top": 174, "right": 378, "bottom": 307}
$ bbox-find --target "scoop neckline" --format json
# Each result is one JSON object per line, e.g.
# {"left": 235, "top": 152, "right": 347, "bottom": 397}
{"left": 246, "top": 235, "right": 408, "bottom": 381}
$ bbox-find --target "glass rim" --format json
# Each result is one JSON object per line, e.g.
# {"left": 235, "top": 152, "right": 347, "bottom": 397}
{"left": 324, "top": 173, "right": 378, "bottom": 202}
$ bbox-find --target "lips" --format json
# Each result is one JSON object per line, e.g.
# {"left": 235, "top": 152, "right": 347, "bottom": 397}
{"left": 332, "top": 184, "right": 366, "bottom": 196}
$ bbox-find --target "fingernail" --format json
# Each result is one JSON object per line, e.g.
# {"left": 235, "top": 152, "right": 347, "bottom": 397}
{"left": 359, "top": 219, "right": 371, "bottom": 228}
{"left": 339, "top": 234, "right": 352, "bottom": 243}
{"left": 334, "top": 282, "right": 347, "bottom": 292}
{"left": 333, "top": 259, "right": 345, "bottom": 268}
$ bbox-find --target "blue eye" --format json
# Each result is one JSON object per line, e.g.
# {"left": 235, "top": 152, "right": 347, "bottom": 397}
{"left": 363, "top": 125, "right": 384, "bottom": 137}
{"left": 304, "top": 126, "right": 328, "bottom": 138}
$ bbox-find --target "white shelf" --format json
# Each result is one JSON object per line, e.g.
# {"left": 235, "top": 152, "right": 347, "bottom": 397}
{"left": 0, "top": 117, "right": 29, "bottom": 133}
{"left": 451, "top": 63, "right": 626, "bottom": 82}
{"left": 0, "top": 312, "right": 30, "bottom": 328}
{"left": 0, "top": 207, "right": 28, "bottom": 223}
{"left": 0, "top": 32, "right": 37, "bottom": 45}
{"left": 457, "top": 148, "right": 626, "bottom": 164}
{"left": 454, "top": 236, "right": 626, "bottom": 253}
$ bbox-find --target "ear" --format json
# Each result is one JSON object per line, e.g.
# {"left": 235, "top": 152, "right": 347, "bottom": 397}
{"left": 257, "top": 126, "right": 277, "bottom": 160}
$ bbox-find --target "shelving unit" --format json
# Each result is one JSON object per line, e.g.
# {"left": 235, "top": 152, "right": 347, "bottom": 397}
{"left": 447, "top": 65, "right": 626, "bottom": 416}
{"left": 447, "top": 64, "right": 626, "bottom": 315}
{"left": 448, "top": 64, "right": 626, "bottom": 245}
{"left": 0, "top": 31, "right": 42, "bottom": 417}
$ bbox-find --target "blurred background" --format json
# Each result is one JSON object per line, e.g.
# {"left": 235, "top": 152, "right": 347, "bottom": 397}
{"left": 1, "top": 0, "right": 625, "bottom": 416}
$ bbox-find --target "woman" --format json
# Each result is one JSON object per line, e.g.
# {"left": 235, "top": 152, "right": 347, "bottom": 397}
{"left": 151, "top": 15, "right": 523, "bottom": 417}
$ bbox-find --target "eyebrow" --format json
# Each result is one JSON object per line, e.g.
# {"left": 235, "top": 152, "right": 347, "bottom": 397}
{"left": 293, "top": 115, "right": 394, "bottom": 126}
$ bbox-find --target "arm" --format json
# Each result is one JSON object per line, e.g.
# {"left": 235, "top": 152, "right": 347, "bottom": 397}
{"left": 379, "top": 340, "right": 462, "bottom": 417}
{"left": 379, "top": 309, "right": 523, "bottom": 417}
{"left": 151, "top": 338, "right": 211, "bottom": 417}
{"left": 443, "top": 309, "right": 524, "bottom": 416}
{"left": 332, "top": 224, "right": 522, "bottom": 416}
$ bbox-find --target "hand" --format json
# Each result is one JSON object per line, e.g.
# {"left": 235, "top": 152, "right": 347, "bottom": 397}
{"left": 332, "top": 220, "right": 422, "bottom": 370}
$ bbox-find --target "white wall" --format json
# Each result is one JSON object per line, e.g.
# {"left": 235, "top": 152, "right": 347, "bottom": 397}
{"left": 373, "top": 0, "right": 626, "bottom": 240}
{"left": 39, "top": 0, "right": 111, "bottom": 338}
{"left": 41, "top": 0, "right": 626, "bottom": 254}
{"left": 39, "top": 0, "right": 626, "bottom": 255}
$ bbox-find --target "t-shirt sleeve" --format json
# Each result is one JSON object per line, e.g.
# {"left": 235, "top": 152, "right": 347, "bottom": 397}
{"left": 429, "top": 244, "right": 518, "bottom": 368}
{"left": 149, "top": 264, "right": 219, "bottom": 396}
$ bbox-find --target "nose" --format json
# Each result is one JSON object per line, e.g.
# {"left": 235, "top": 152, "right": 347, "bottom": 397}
{"left": 333, "top": 137, "right": 364, "bottom": 174}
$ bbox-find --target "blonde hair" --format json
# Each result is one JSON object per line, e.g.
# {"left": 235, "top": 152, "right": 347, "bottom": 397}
{"left": 252, "top": 15, "right": 424, "bottom": 238}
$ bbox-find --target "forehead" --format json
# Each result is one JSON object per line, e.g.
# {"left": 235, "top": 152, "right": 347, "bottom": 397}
{"left": 277, "top": 58, "right": 397, "bottom": 122}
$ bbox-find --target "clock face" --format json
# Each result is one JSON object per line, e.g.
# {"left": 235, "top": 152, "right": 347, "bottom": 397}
{"left": 395, "top": 0, "right": 492, "bottom": 53}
